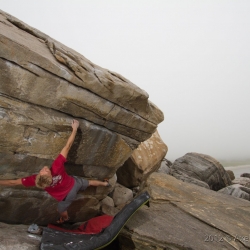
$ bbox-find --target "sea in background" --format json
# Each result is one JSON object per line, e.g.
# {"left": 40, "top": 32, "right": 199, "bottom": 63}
{"left": 224, "top": 165, "right": 250, "bottom": 178}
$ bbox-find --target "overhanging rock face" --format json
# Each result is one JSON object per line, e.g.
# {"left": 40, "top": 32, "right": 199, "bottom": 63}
{"left": 0, "top": 9, "right": 164, "bottom": 179}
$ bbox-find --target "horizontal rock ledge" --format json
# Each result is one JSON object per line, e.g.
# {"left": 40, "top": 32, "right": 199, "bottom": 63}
{"left": 0, "top": 10, "right": 164, "bottom": 138}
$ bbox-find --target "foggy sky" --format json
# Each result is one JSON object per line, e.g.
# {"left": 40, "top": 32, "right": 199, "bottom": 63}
{"left": 1, "top": 0, "right": 250, "bottom": 161}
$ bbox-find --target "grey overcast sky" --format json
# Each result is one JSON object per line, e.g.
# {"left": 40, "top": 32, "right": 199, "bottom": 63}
{"left": 1, "top": 0, "right": 250, "bottom": 162}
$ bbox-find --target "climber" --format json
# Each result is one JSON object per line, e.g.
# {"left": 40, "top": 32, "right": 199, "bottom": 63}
{"left": 0, "top": 119, "right": 110, "bottom": 223}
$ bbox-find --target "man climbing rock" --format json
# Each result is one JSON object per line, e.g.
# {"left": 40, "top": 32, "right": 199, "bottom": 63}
{"left": 0, "top": 119, "right": 110, "bottom": 223}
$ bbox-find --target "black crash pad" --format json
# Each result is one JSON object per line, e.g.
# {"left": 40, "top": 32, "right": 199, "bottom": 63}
{"left": 40, "top": 191, "right": 150, "bottom": 250}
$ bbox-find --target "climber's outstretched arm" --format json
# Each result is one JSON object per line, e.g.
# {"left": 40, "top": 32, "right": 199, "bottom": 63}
{"left": 60, "top": 119, "right": 79, "bottom": 159}
{"left": 0, "top": 179, "right": 22, "bottom": 186}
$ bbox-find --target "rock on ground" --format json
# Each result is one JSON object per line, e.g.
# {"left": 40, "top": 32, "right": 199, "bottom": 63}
{"left": 232, "top": 177, "right": 250, "bottom": 186}
{"left": 170, "top": 152, "right": 232, "bottom": 190}
{"left": 157, "top": 158, "right": 172, "bottom": 174}
{"left": 218, "top": 184, "right": 250, "bottom": 201}
{"left": 0, "top": 222, "right": 41, "bottom": 249}
{"left": 227, "top": 170, "right": 235, "bottom": 180}
{"left": 111, "top": 183, "right": 133, "bottom": 207}
{"left": 117, "top": 130, "right": 168, "bottom": 188}
{"left": 119, "top": 173, "right": 250, "bottom": 250}
{"left": 241, "top": 173, "right": 250, "bottom": 178}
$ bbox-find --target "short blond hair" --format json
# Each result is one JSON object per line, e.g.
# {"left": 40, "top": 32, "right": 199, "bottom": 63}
{"left": 35, "top": 174, "right": 52, "bottom": 189}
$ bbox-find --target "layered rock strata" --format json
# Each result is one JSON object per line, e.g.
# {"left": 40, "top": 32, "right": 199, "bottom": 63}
{"left": 0, "top": 9, "right": 164, "bottom": 177}
{"left": 170, "top": 152, "right": 232, "bottom": 190}
{"left": 0, "top": 9, "right": 164, "bottom": 225}
{"left": 119, "top": 173, "right": 250, "bottom": 250}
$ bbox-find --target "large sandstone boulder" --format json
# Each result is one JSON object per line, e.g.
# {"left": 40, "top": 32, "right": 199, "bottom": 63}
{"left": 170, "top": 153, "right": 232, "bottom": 190}
{"left": 117, "top": 130, "right": 168, "bottom": 188}
{"left": 119, "top": 173, "right": 250, "bottom": 249}
{"left": 0, "top": 9, "right": 163, "bottom": 177}
{"left": 0, "top": 10, "right": 164, "bottom": 225}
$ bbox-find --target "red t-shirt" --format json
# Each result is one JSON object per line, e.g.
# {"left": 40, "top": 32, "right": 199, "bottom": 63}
{"left": 21, "top": 154, "right": 75, "bottom": 201}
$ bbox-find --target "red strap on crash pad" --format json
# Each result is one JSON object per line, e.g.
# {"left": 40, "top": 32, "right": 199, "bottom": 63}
{"left": 48, "top": 215, "right": 114, "bottom": 234}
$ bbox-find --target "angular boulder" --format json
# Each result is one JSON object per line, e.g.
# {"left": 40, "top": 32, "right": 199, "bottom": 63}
{"left": 170, "top": 153, "right": 232, "bottom": 190}
{"left": 112, "top": 183, "right": 133, "bottom": 207}
{"left": 119, "top": 173, "right": 250, "bottom": 249}
{"left": 0, "top": 9, "right": 164, "bottom": 225}
{"left": 0, "top": 9, "right": 164, "bottom": 177}
{"left": 117, "top": 130, "right": 168, "bottom": 188}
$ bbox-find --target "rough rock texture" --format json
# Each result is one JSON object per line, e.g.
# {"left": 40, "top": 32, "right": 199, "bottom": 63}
{"left": 101, "top": 196, "right": 115, "bottom": 207}
{"left": 227, "top": 170, "right": 235, "bottom": 180}
{"left": 117, "top": 130, "right": 168, "bottom": 188}
{"left": 100, "top": 196, "right": 120, "bottom": 216}
{"left": 0, "top": 10, "right": 164, "bottom": 225}
{"left": 119, "top": 173, "right": 250, "bottom": 250}
{"left": 112, "top": 183, "right": 133, "bottom": 207}
{"left": 170, "top": 153, "right": 232, "bottom": 191}
{"left": 157, "top": 158, "right": 172, "bottom": 174}
{"left": 232, "top": 177, "right": 250, "bottom": 186}
{"left": 218, "top": 184, "right": 250, "bottom": 201}
{"left": 101, "top": 203, "right": 120, "bottom": 217}
{"left": 0, "top": 222, "right": 41, "bottom": 249}
{"left": 0, "top": 9, "right": 163, "bottom": 176}
{"left": 241, "top": 173, "right": 250, "bottom": 178}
